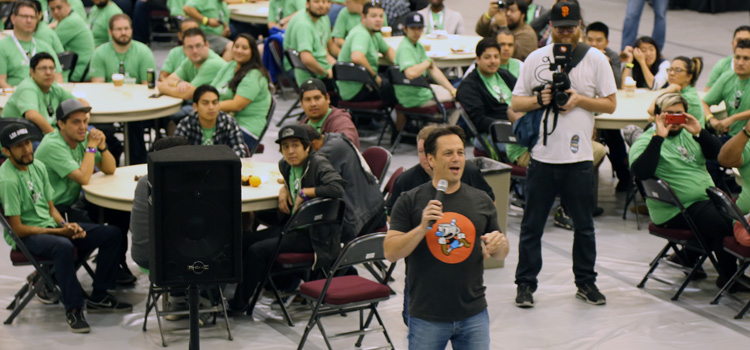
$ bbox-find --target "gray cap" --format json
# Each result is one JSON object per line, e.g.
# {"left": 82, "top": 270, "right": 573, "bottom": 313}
{"left": 56, "top": 99, "right": 91, "bottom": 121}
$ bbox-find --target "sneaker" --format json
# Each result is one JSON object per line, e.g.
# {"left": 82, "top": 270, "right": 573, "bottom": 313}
{"left": 554, "top": 206, "right": 574, "bottom": 231}
{"left": 515, "top": 284, "right": 535, "bottom": 308}
{"left": 164, "top": 299, "right": 189, "bottom": 321}
{"left": 116, "top": 268, "right": 137, "bottom": 285}
{"left": 576, "top": 283, "right": 606, "bottom": 305}
{"left": 66, "top": 309, "right": 90, "bottom": 333}
{"left": 86, "top": 293, "right": 133, "bottom": 313}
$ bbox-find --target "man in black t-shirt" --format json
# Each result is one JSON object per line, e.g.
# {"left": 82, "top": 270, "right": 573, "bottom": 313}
{"left": 384, "top": 126, "right": 509, "bottom": 350}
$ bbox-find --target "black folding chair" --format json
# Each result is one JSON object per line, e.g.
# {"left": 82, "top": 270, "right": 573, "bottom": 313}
{"left": 248, "top": 96, "right": 277, "bottom": 157}
{"left": 297, "top": 232, "right": 396, "bottom": 350}
{"left": 274, "top": 49, "right": 306, "bottom": 127}
{"left": 705, "top": 187, "right": 750, "bottom": 318}
{"left": 637, "top": 178, "right": 720, "bottom": 300}
{"left": 57, "top": 51, "right": 78, "bottom": 82}
{"left": 268, "top": 39, "right": 297, "bottom": 99}
{"left": 489, "top": 120, "right": 528, "bottom": 208}
{"left": 247, "top": 197, "right": 346, "bottom": 326}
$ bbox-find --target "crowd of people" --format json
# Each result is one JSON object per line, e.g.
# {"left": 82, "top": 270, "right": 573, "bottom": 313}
{"left": 0, "top": 0, "right": 748, "bottom": 348}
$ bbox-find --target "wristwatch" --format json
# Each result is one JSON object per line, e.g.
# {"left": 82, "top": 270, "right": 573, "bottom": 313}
{"left": 98, "top": 145, "right": 108, "bottom": 152}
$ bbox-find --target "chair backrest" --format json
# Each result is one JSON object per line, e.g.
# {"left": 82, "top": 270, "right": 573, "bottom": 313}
{"left": 362, "top": 146, "right": 392, "bottom": 183}
{"left": 490, "top": 120, "right": 517, "bottom": 144}
{"left": 268, "top": 40, "right": 287, "bottom": 72}
{"left": 0, "top": 118, "right": 44, "bottom": 142}
{"left": 284, "top": 49, "right": 312, "bottom": 74}
{"left": 249, "top": 96, "right": 277, "bottom": 157}
{"left": 641, "top": 178, "right": 685, "bottom": 211}
{"left": 706, "top": 187, "right": 750, "bottom": 232}
{"left": 330, "top": 232, "right": 389, "bottom": 272}
{"left": 386, "top": 66, "right": 430, "bottom": 89}
{"left": 332, "top": 62, "right": 378, "bottom": 89}
{"left": 382, "top": 166, "right": 404, "bottom": 198}
{"left": 283, "top": 197, "right": 346, "bottom": 233}
{"left": 57, "top": 51, "right": 78, "bottom": 81}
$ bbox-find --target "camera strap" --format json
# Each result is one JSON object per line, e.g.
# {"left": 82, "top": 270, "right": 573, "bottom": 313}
{"left": 542, "top": 43, "right": 592, "bottom": 146}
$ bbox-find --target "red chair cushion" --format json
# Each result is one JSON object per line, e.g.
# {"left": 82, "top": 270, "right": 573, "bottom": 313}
{"left": 510, "top": 164, "right": 527, "bottom": 177}
{"left": 338, "top": 100, "right": 385, "bottom": 110}
{"left": 395, "top": 101, "right": 456, "bottom": 114}
{"left": 473, "top": 148, "right": 490, "bottom": 158}
{"left": 10, "top": 250, "right": 55, "bottom": 265}
{"left": 724, "top": 236, "right": 750, "bottom": 258}
{"left": 300, "top": 275, "right": 391, "bottom": 305}
{"left": 648, "top": 223, "right": 694, "bottom": 241}
{"left": 276, "top": 252, "right": 314, "bottom": 265}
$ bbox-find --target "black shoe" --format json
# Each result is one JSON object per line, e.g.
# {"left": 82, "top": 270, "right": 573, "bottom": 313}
{"left": 86, "top": 293, "right": 133, "bottom": 313}
{"left": 554, "top": 206, "right": 574, "bottom": 231}
{"left": 116, "top": 268, "right": 137, "bottom": 285}
{"left": 66, "top": 309, "right": 90, "bottom": 333}
{"left": 515, "top": 284, "right": 535, "bottom": 308}
{"left": 615, "top": 180, "right": 632, "bottom": 192}
{"left": 576, "top": 283, "right": 606, "bottom": 305}
{"left": 592, "top": 207, "right": 605, "bottom": 217}
{"left": 716, "top": 275, "right": 750, "bottom": 293}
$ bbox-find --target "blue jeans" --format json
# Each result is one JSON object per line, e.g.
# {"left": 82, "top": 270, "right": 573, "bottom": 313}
{"left": 621, "top": 0, "right": 668, "bottom": 51}
{"left": 515, "top": 159, "right": 597, "bottom": 288}
{"left": 408, "top": 309, "right": 490, "bottom": 350}
{"left": 132, "top": 0, "right": 153, "bottom": 44}
{"left": 240, "top": 129, "right": 259, "bottom": 152}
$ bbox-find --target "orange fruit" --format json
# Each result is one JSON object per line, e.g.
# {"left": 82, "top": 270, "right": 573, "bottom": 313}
{"left": 249, "top": 175, "right": 261, "bottom": 187}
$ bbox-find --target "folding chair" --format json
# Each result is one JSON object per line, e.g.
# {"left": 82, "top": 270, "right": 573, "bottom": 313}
{"left": 636, "top": 178, "right": 720, "bottom": 300}
{"left": 247, "top": 197, "right": 346, "bottom": 326}
{"left": 248, "top": 96, "right": 277, "bottom": 157}
{"left": 705, "top": 187, "right": 750, "bottom": 318}
{"left": 57, "top": 51, "right": 78, "bottom": 82}
{"left": 297, "top": 232, "right": 396, "bottom": 350}
{"left": 274, "top": 49, "right": 307, "bottom": 127}
{"left": 489, "top": 120, "right": 527, "bottom": 208}
{"left": 361, "top": 146, "right": 391, "bottom": 184}
{"left": 382, "top": 166, "right": 404, "bottom": 200}
{"left": 269, "top": 40, "right": 297, "bottom": 99}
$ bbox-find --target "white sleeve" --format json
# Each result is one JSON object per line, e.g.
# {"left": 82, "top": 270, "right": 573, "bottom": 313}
{"left": 594, "top": 52, "right": 618, "bottom": 98}
{"left": 651, "top": 60, "right": 670, "bottom": 90}
{"left": 512, "top": 54, "right": 535, "bottom": 97}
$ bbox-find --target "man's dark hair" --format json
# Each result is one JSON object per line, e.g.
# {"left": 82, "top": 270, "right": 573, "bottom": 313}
{"left": 362, "top": 0, "right": 383, "bottom": 15}
{"left": 585, "top": 21, "right": 609, "bottom": 39}
{"left": 30, "top": 52, "right": 55, "bottom": 70}
{"left": 300, "top": 124, "right": 323, "bottom": 141}
{"left": 193, "top": 84, "right": 219, "bottom": 103}
{"left": 507, "top": 0, "right": 528, "bottom": 20}
{"left": 13, "top": 0, "right": 38, "bottom": 15}
{"left": 423, "top": 125, "right": 466, "bottom": 157}
{"left": 494, "top": 27, "right": 514, "bottom": 39}
{"left": 183, "top": 27, "right": 207, "bottom": 43}
{"left": 736, "top": 39, "right": 750, "bottom": 51}
{"left": 108, "top": 13, "right": 131, "bottom": 30}
{"left": 476, "top": 37, "right": 502, "bottom": 58}
{"left": 734, "top": 25, "right": 750, "bottom": 38}
{"left": 278, "top": 137, "right": 311, "bottom": 153}
{"left": 151, "top": 136, "right": 190, "bottom": 152}
{"left": 672, "top": 56, "right": 703, "bottom": 87}
{"left": 29, "top": 0, "right": 42, "bottom": 14}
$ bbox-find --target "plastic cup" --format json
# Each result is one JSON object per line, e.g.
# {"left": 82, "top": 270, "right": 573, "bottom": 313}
{"left": 112, "top": 73, "right": 124, "bottom": 87}
{"left": 381, "top": 26, "right": 392, "bottom": 37}
{"left": 624, "top": 77, "right": 636, "bottom": 97}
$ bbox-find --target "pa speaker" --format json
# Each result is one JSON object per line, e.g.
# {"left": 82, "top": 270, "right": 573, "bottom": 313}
{"left": 148, "top": 145, "right": 242, "bottom": 286}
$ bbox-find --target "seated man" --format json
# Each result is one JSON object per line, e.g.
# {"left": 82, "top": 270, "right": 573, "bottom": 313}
{"left": 474, "top": 0, "right": 537, "bottom": 61}
{"left": 41, "top": 0, "right": 86, "bottom": 23}
{"left": 496, "top": 28, "right": 524, "bottom": 77}
{"left": 0, "top": 1, "right": 62, "bottom": 89}
{"left": 229, "top": 125, "right": 345, "bottom": 313}
{"left": 88, "top": 0, "right": 124, "bottom": 47}
{"left": 0, "top": 123, "right": 131, "bottom": 334}
{"left": 629, "top": 92, "right": 748, "bottom": 290}
{"left": 302, "top": 124, "right": 384, "bottom": 242}
{"left": 284, "top": 0, "right": 335, "bottom": 85}
{"left": 159, "top": 19, "right": 200, "bottom": 82}
{"left": 718, "top": 116, "right": 750, "bottom": 214}
{"left": 298, "top": 78, "right": 360, "bottom": 148}
{"left": 705, "top": 25, "right": 750, "bottom": 92}
{"left": 31, "top": 0, "right": 65, "bottom": 56}
{"left": 89, "top": 14, "right": 156, "bottom": 84}
{"left": 49, "top": 0, "right": 95, "bottom": 82}
{"left": 331, "top": 0, "right": 388, "bottom": 57}
{"left": 174, "top": 85, "right": 248, "bottom": 157}
{"left": 183, "top": 0, "right": 233, "bottom": 60}
{"left": 267, "top": 0, "right": 306, "bottom": 30}
{"left": 417, "top": 0, "right": 464, "bottom": 35}
{"left": 704, "top": 39, "right": 750, "bottom": 137}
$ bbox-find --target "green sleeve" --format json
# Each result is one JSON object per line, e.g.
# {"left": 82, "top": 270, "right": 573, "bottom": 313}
{"left": 0, "top": 177, "right": 22, "bottom": 217}
{"left": 190, "top": 59, "right": 225, "bottom": 86}
{"left": 14, "top": 89, "right": 42, "bottom": 116}
{"left": 161, "top": 48, "right": 182, "bottom": 74}
{"left": 235, "top": 70, "right": 264, "bottom": 101}
{"left": 376, "top": 33, "right": 389, "bottom": 53}
{"left": 706, "top": 57, "right": 729, "bottom": 88}
{"left": 331, "top": 13, "right": 348, "bottom": 38}
{"left": 395, "top": 45, "right": 418, "bottom": 70}
{"left": 293, "top": 23, "right": 317, "bottom": 53}
{"left": 268, "top": 0, "right": 281, "bottom": 22}
{"left": 0, "top": 48, "right": 7, "bottom": 75}
{"left": 89, "top": 48, "right": 106, "bottom": 79}
{"left": 174, "top": 58, "right": 193, "bottom": 81}
{"left": 703, "top": 72, "right": 728, "bottom": 106}
{"left": 37, "top": 141, "right": 80, "bottom": 179}
{"left": 294, "top": 0, "right": 306, "bottom": 12}
{"left": 348, "top": 30, "right": 370, "bottom": 55}
{"left": 222, "top": 2, "right": 230, "bottom": 21}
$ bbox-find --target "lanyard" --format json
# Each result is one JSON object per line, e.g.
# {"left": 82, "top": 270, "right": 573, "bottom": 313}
{"left": 15, "top": 168, "right": 40, "bottom": 203}
{"left": 428, "top": 10, "right": 444, "bottom": 32}
{"left": 11, "top": 32, "right": 36, "bottom": 65}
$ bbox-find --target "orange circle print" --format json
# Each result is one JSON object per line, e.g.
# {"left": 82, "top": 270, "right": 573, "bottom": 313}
{"left": 425, "top": 212, "right": 476, "bottom": 264}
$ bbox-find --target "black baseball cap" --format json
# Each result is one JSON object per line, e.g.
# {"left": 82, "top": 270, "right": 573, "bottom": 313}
{"left": 276, "top": 125, "right": 310, "bottom": 144}
{"left": 550, "top": 1, "right": 581, "bottom": 27}
{"left": 0, "top": 123, "right": 33, "bottom": 148}
{"left": 404, "top": 12, "right": 424, "bottom": 28}
{"left": 56, "top": 99, "right": 91, "bottom": 122}
{"left": 299, "top": 78, "right": 327, "bottom": 98}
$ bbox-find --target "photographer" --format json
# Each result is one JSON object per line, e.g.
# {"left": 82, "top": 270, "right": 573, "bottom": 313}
{"left": 510, "top": 1, "right": 616, "bottom": 308}
{"left": 475, "top": 0, "right": 537, "bottom": 60}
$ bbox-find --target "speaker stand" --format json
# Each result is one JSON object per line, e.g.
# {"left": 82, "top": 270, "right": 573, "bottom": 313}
{"left": 188, "top": 285, "right": 200, "bottom": 350}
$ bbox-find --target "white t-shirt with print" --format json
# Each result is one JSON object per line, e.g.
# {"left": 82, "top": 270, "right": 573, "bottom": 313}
{"left": 513, "top": 44, "right": 618, "bottom": 164}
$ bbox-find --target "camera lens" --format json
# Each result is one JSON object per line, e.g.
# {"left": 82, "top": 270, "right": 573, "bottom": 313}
{"left": 496, "top": 1, "right": 506, "bottom": 8}
{"left": 554, "top": 91, "right": 569, "bottom": 106}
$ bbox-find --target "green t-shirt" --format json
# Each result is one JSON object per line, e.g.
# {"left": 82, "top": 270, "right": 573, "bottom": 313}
{"left": 506, "top": 143, "right": 527, "bottom": 163}
{"left": 185, "top": 0, "right": 230, "bottom": 36}
{"left": 39, "top": 0, "right": 86, "bottom": 23}
{"left": 499, "top": 58, "right": 522, "bottom": 78}
{"left": 427, "top": 10, "right": 444, "bottom": 33}
{"left": 89, "top": 41, "right": 156, "bottom": 83}
{"left": 211, "top": 62, "right": 272, "bottom": 137}
{"left": 288, "top": 165, "right": 303, "bottom": 208}
{"left": 331, "top": 10, "right": 386, "bottom": 39}
{"left": 479, "top": 71, "right": 512, "bottom": 104}
{"left": 627, "top": 127, "right": 713, "bottom": 224}
{"left": 525, "top": 3, "right": 537, "bottom": 24}
{"left": 307, "top": 108, "right": 331, "bottom": 131}
{"left": 162, "top": 46, "right": 187, "bottom": 75}
{"left": 34, "top": 23, "right": 64, "bottom": 54}
{"left": 0, "top": 161, "right": 58, "bottom": 249}
{"left": 167, "top": 0, "right": 187, "bottom": 16}
{"left": 736, "top": 142, "right": 750, "bottom": 214}
{"left": 337, "top": 23, "right": 389, "bottom": 100}
{"left": 0, "top": 35, "right": 61, "bottom": 87}
{"left": 681, "top": 84, "right": 705, "bottom": 126}
{"left": 175, "top": 50, "right": 226, "bottom": 88}
{"left": 706, "top": 55, "right": 732, "bottom": 89}
{"left": 1, "top": 78, "right": 75, "bottom": 126}
{"left": 284, "top": 11, "right": 331, "bottom": 82}
{"left": 268, "top": 0, "right": 306, "bottom": 23}
{"left": 202, "top": 126, "right": 216, "bottom": 145}
{"left": 54, "top": 12, "right": 95, "bottom": 82}
{"left": 88, "top": 2, "right": 124, "bottom": 47}
{"left": 394, "top": 39, "right": 432, "bottom": 108}
{"left": 35, "top": 129, "right": 102, "bottom": 206}
{"left": 703, "top": 70, "right": 750, "bottom": 136}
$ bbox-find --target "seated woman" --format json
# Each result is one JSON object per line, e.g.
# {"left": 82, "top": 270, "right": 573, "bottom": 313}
{"left": 647, "top": 56, "right": 704, "bottom": 125}
{"left": 622, "top": 36, "right": 669, "bottom": 90}
{"left": 211, "top": 34, "right": 273, "bottom": 150}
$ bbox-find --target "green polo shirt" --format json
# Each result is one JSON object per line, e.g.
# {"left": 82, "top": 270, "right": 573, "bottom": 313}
{"left": 337, "top": 24, "right": 389, "bottom": 101}
{"left": 211, "top": 61, "right": 272, "bottom": 137}
{"left": 268, "top": 0, "right": 306, "bottom": 23}
{"left": 1, "top": 78, "right": 75, "bottom": 126}
{"left": 175, "top": 50, "right": 226, "bottom": 88}
{"left": 307, "top": 108, "right": 331, "bottom": 131}
{"left": 88, "top": 2, "right": 123, "bottom": 47}
{"left": 394, "top": 39, "right": 432, "bottom": 108}
{"left": 499, "top": 58, "right": 522, "bottom": 78}
{"left": 54, "top": 11, "right": 95, "bottom": 82}
{"left": 167, "top": 0, "right": 187, "bottom": 16}
{"left": 736, "top": 143, "right": 750, "bottom": 214}
{"left": 162, "top": 46, "right": 187, "bottom": 75}
{"left": 331, "top": 10, "right": 386, "bottom": 39}
{"left": 89, "top": 41, "right": 156, "bottom": 83}
{"left": 34, "top": 23, "right": 64, "bottom": 54}
{"left": 706, "top": 55, "right": 732, "bottom": 89}
{"left": 0, "top": 161, "right": 58, "bottom": 249}
{"left": 185, "top": 0, "right": 230, "bottom": 36}
{"left": 35, "top": 129, "right": 102, "bottom": 206}
{"left": 284, "top": 11, "right": 331, "bottom": 82}
{"left": 0, "top": 35, "right": 61, "bottom": 87}
{"left": 628, "top": 127, "right": 713, "bottom": 225}
{"left": 681, "top": 84, "right": 705, "bottom": 126}
{"left": 39, "top": 0, "right": 86, "bottom": 23}
{"left": 703, "top": 70, "right": 750, "bottom": 136}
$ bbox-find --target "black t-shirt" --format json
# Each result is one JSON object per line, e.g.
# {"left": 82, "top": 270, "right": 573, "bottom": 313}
{"left": 390, "top": 182, "right": 499, "bottom": 322}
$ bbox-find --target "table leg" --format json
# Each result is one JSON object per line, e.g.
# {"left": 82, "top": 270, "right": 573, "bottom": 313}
{"left": 123, "top": 122, "right": 131, "bottom": 165}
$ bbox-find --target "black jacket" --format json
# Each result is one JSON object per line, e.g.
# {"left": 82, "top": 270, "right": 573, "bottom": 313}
{"left": 456, "top": 68, "right": 517, "bottom": 133}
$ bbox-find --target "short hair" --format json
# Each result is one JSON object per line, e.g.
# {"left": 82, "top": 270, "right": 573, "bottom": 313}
{"left": 494, "top": 27, "right": 514, "bottom": 39}
{"left": 585, "top": 21, "right": 609, "bottom": 39}
{"left": 192, "top": 84, "right": 219, "bottom": 103}
{"left": 13, "top": 0, "right": 38, "bottom": 15}
{"left": 734, "top": 25, "right": 750, "bottom": 38}
{"left": 300, "top": 124, "right": 323, "bottom": 141}
{"left": 30, "top": 52, "right": 55, "bottom": 70}
{"left": 152, "top": 136, "right": 190, "bottom": 152}
{"left": 423, "top": 125, "right": 466, "bottom": 157}
{"left": 736, "top": 39, "right": 750, "bottom": 51}
{"left": 48, "top": 0, "right": 69, "bottom": 4}
{"left": 507, "top": 0, "right": 528, "bottom": 19}
{"left": 476, "top": 37, "right": 501, "bottom": 58}
{"left": 417, "top": 124, "right": 440, "bottom": 142}
{"left": 362, "top": 0, "right": 383, "bottom": 15}
{"left": 672, "top": 56, "right": 703, "bottom": 87}
{"left": 183, "top": 27, "right": 207, "bottom": 43}
{"left": 108, "top": 13, "right": 131, "bottom": 30}
{"left": 29, "top": 0, "right": 42, "bottom": 14}
{"left": 654, "top": 92, "right": 688, "bottom": 115}
{"left": 180, "top": 18, "right": 199, "bottom": 31}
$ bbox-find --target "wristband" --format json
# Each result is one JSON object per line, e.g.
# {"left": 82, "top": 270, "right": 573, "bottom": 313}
{"left": 174, "top": 79, "right": 181, "bottom": 87}
{"left": 299, "top": 188, "right": 310, "bottom": 202}
{"left": 706, "top": 113, "right": 714, "bottom": 121}
{"left": 484, "top": 12, "right": 491, "bottom": 20}
{"left": 743, "top": 128, "right": 750, "bottom": 139}
{"left": 60, "top": 220, "right": 66, "bottom": 227}
{"left": 202, "top": 16, "right": 209, "bottom": 25}
{"left": 625, "top": 63, "right": 634, "bottom": 68}
{"left": 85, "top": 147, "right": 97, "bottom": 154}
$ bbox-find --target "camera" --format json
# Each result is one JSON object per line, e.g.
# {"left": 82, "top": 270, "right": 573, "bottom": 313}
{"left": 495, "top": 1, "right": 506, "bottom": 9}
{"left": 549, "top": 43, "right": 573, "bottom": 106}
{"left": 665, "top": 113, "right": 686, "bottom": 125}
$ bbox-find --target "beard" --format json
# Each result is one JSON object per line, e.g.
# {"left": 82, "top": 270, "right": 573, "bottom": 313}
{"left": 308, "top": 8, "right": 327, "bottom": 19}
{"left": 667, "top": 129, "right": 682, "bottom": 137}
{"left": 95, "top": 0, "right": 108, "bottom": 8}
{"left": 113, "top": 35, "right": 132, "bottom": 46}
{"left": 12, "top": 153, "right": 33, "bottom": 166}
{"left": 551, "top": 29, "right": 582, "bottom": 47}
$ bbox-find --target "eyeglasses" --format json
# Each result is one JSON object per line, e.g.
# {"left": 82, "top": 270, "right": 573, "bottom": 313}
{"left": 184, "top": 43, "right": 205, "bottom": 51}
{"left": 15, "top": 14, "right": 36, "bottom": 21}
{"left": 553, "top": 25, "right": 577, "bottom": 34}
{"left": 35, "top": 66, "right": 56, "bottom": 72}
{"left": 666, "top": 68, "right": 686, "bottom": 74}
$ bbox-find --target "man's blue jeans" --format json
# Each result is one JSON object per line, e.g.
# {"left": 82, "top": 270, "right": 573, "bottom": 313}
{"left": 621, "top": 0, "right": 668, "bottom": 51}
{"left": 407, "top": 309, "right": 490, "bottom": 350}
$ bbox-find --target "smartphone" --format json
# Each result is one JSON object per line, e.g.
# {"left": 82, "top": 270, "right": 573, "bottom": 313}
{"left": 665, "top": 113, "right": 686, "bottom": 125}
{"left": 148, "top": 93, "right": 161, "bottom": 98}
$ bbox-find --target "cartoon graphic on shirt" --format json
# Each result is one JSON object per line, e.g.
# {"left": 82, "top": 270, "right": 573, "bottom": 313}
{"left": 426, "top": 212, "right": 476, "bottom": 264}
{"left": 436, "top": 219, "right": 472, "bottom": 256}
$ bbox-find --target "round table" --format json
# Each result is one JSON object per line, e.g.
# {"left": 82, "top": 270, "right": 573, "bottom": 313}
{"left": 228, "top": 1, "right": 269, "bottom": 24}
{"left": 82, "top": 160, "right": 283, "bottom": 212}
{"left": 382, "top": 35, "right": 481, "bottom": 69}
